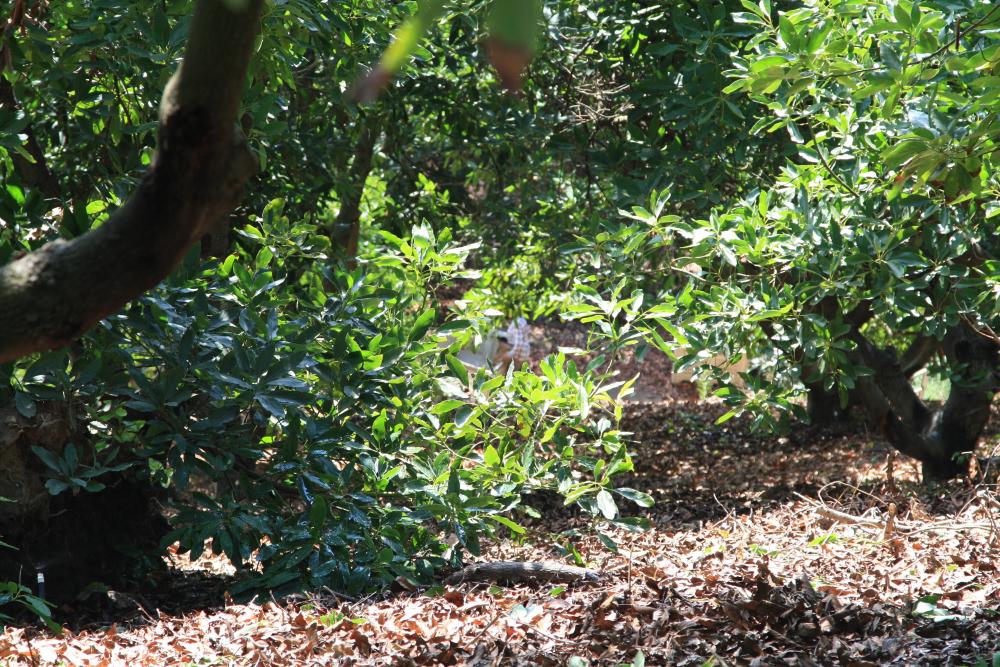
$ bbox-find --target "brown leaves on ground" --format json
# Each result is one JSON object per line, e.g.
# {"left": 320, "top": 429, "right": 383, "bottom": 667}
{"left": 2, "top": 401, "right": 1000, "bottom": 665}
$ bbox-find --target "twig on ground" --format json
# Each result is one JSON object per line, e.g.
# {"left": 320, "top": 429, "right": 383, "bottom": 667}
{"left": 469, "top": 608, "right": 504, "bottom": 647}
{"left": 794, "top": 492, "right": 884, "bottom": 528}
{"left": 882, "top": 502, "right": 897, "bottom": 542}
{"left": 796, "top": 491, "right": 998, "bottom": 537}
{"left": 885, "top": 450, "right": 897, "bottom": 496}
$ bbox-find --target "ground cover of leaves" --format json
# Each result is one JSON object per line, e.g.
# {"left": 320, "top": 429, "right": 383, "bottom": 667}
{"left": 2, "top": 401, "right": 999, "bottom": 666}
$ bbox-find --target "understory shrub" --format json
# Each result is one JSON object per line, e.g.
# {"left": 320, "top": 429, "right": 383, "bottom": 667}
{"left": 3, "top": 201, "right": 648, "bottom": 601}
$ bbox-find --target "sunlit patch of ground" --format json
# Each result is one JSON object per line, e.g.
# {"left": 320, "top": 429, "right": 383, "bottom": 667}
{"left": 1, "top": 401, "right": 998, "bottom": 665}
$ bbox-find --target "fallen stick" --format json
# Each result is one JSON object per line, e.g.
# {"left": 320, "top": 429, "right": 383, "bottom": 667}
{"left": 794, "top": 492, "right": 998, "bottom": 537}
{"left": 794, "top": 492, "right": 884, "bottom": 528}
{"left": 814, "top": 506, "right": 885, "bottom": 528}
{"left": 444, "top": 561, "right": 602, "bottom": 586}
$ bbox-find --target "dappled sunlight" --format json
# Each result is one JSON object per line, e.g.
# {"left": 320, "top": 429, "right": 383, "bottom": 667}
{"left": 4, "top": 404, "right": 998, "bottom": 665}
{"left": 3, "top": 0, "right": 999, "bottom": 663}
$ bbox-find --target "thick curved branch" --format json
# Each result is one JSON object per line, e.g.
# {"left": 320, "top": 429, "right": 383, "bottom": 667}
{"left": 850, "top": 333, "right": 930, "bottom": 434}
{"left": 850, "top": 324, "right": 999, "bottom": 479}
{"left": 0, "top": 0, "right": 263, "bottom": 363}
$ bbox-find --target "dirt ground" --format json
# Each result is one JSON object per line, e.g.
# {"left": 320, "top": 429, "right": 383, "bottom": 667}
{"left": 1, "top": 395, "right": 998, "bottom": 666}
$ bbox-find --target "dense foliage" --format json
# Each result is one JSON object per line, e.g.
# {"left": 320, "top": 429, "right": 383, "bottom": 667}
{"left": 1, "top": 0, "right": 998, "bottom": 628}
{"left": 617, "top": 0, "right": 1000, "bottom": 478}
{"left": 0, "top": 0, "right": 681, "bottom": 614}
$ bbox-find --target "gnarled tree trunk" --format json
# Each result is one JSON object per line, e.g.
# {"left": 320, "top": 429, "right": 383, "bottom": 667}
{"left": 850, "top": 324, "right": 999, "bottom": 480}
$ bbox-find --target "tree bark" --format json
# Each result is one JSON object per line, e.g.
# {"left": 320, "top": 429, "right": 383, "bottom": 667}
{"left": 0, "top": 0, "right": 263, "bottom": 363}
{"left": 850, "top": 325, "right": 998, "bottom": 480}
{"left": 899, "top": 335, "right": 938, "bottom": 378}
{"left": 331, "top": 114, "right": 381, "bottom": 260}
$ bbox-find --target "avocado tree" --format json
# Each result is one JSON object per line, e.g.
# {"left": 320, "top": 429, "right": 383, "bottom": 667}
{"left": 624, "top": 0, "right": 1000, "bottom": 479}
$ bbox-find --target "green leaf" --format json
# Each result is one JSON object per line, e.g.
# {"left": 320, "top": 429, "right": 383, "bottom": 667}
{"left": 409, "top": 309, "right": 436, "bottom": 342}
{"left": 883, "top": 140, "right": 929, "bottom": 170}
{"left": 747, "top": 302, "right": 793, "bottom": 321}
{"left": 14, "top": 392, "right": 36, "bottom": 418}
{"left": 430, "top": 399, "right": 466, "bottom": 415}
{"left": 5, "top": 184, "right": 24, "bottom": 206}
{"left": 483, "top": 445, "right": 501, "bottom": 466}
{"left": 614, "top": 487, "right": 654, "bottom": 508}
{"left": 30, "top": 446, "right": 62, "bottom": 473}
{"left": 445, "top": 354, "right": 469, "bottom": 382}
{"left": 893, "top": 3, "right": 912, "bottom": 30}
{"left": 750, "top": 55, "right": 789, "bottom": 73}
{"left": 255, "top": 394, "right": 286, "bottom": 418}
{"left": 721, "top": 79, "right": 747, "bottom": 95}
{"left": 64, "top": 443, "right": 78, "bottom": 471}
{"left": 596, "top": 531, "right": 618, "bottom": 551}
{"left": 437, "top": 319, "right": 471, "bottom": 334}
{"left": 879, "top": 42, "right": 902, "bottom": 72}
{"left": 596, "top": 489, "right": 618, "bottom": 519}
{"left": 454, "top": 405, "right": 477, "bottom": 428}
{"left": 255, "top": 246, "right": 273, "bottom": 269}
{"left": 715, "top": 409, "right": 739, "bottom": 425}
{"left": 808, "top": 532, "right": 839, "bottom": 546}
{"left": 23, "top": 595, "right": 52, "bottom": 619}
{"left": 309, "top": 495, "right": 328, "bottom": 531}
{"left": 489, "top": 515, "right": 526, "bottom": 534}
{"left": 447, "top": 467, "right": 461, "bottom": 497}
{"left": 44, "top": 479, "right": 70, "bottom": 495}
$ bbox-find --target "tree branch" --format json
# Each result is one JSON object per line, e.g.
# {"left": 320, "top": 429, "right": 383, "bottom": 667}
{"left": 848, "top": 330, "right": 933, "bottom": 460}
{"left": 850, "top": 323, "right": 999, "bottom": 478}
{"left": 899, "top": 335, "right": 938, "bottom": 378}
{"left": 0, "top": 0, "right": 263, "bottom": 363}
{"left": 332, "top": 113, "right": 382, "bottom": 260}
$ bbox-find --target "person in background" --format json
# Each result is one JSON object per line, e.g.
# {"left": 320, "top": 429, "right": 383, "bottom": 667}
{"left": 494, "top": 317, "right": 531, "bottom": 373}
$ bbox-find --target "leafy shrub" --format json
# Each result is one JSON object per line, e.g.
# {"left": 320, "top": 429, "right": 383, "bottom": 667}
{"left": 5, "top": 202, "right": 646, "bottom": 598}
{"left": 576, "top": 1, "right": 1000, "bottom": 478}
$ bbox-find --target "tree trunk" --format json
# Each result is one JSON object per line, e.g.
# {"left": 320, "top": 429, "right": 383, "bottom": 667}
{"left": 805, "top": 379, "right": 850, "bottom": 425}
{"left": 0, "top": 404, "right": 169, "bottom": 601}
{"left": 850, "top": 325, "right": 998, "bottom": 480}
{"left": 0, "top": 0, "right": 265, "bottom": 598}
{"left": 331, "top": 114, "right": 381, "bottom": 261}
